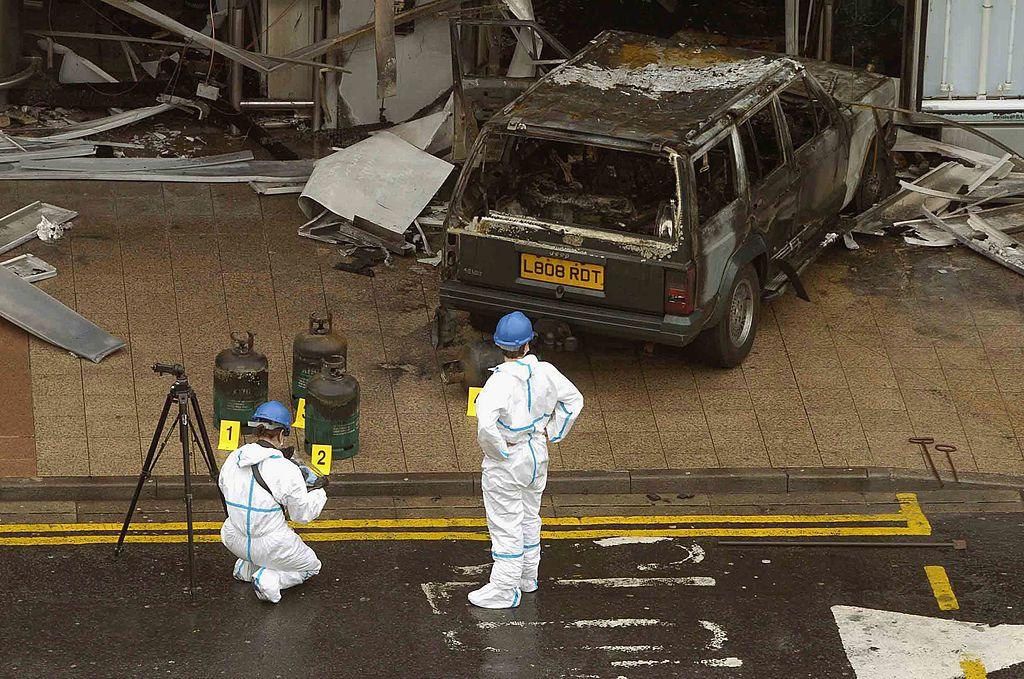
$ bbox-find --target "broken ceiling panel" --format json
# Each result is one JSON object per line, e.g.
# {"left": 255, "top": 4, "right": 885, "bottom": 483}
{"left": 298, "top": 131, "right": 453, "bottom": 235}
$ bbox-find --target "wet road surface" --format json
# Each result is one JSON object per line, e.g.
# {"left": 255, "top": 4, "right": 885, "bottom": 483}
{"left": 2, "top": 511, "right": 1024, "bottom": 678}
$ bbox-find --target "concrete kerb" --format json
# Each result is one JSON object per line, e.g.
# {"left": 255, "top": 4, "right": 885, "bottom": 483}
{"left": 0, "top": 467, "right": 1022, "bottom": 502}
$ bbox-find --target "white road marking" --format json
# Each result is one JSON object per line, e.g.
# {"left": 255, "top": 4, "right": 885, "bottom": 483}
{"left": 581, "top": 645, "right": 665, "bottom": 653}
{"left": 476, "top": 618, "right": 669, "bottom": 630}
{"left": 700, "top": 620, "right": 728, "bottom": 650}
{"left": 420, "top": 581, "right": 475, "bottom": 615}
{"left": 637, "top": 544, "right": 706, "bottom": 571}
{"left": 593, "top": 536, "right": 673, "bottom": 547}
{"left": 452, "top": 563, "right": 491, "bottom": 575}
{"left": 555, "top": 576, "right": 716, "bottom": 588}
{"left": 701, "top": 657, "right": 743, "bottom": 667}
{"left": 611, "top": 660, "right": 679, "bottom": 667}
{"left": 833, "top": 605, "right": 1024, "bottom": 678}
{"left": 442, "top": 630, "right": 464, "bottom": 650}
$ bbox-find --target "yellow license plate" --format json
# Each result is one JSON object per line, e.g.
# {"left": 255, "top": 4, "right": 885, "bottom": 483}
{"left": 520, "top": 253, "right": 604, "bottom": 291}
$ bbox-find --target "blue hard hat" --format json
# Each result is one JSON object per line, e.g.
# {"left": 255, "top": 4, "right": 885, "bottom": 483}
{"left": 493, "top": 311, "right": 535, "bottom": 350}
{"left": 248, "top": 400, "right": 292, "bottom": 435}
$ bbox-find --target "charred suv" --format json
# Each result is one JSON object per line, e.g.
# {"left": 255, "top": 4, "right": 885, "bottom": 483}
{"left": 438, "top": 31, "right": 897, "bottom": 366}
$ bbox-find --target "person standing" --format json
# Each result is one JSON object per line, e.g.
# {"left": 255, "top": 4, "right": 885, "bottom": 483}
{"left": 219, "top": 400, "right": 329, "bottom": 604}
{"left": 469, "top": 311, "right": 584, "bottom": 609}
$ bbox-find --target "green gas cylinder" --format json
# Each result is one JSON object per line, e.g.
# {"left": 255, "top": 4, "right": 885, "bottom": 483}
{"left": 292, "top": 312, "right": 347, "bottom": 414}
{"left": 213, "top": 331, "right": 268, "bottom": 433}
{"left": 304, "top": 358, "right": 359, "bottom": 460}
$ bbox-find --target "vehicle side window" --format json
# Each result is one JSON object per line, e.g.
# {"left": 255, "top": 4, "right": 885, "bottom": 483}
{"left": 779, "top": 85, "right": 818, "bottom": 150}
{"left": 739, "top": 104, "right": 783, "bottom": 185}
{"left": 693, "top": 134, "right": 739, "bottom": 224}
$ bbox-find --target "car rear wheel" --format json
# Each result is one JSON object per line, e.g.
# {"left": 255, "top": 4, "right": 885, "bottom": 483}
{"left": 699, "top": 264, "right": 760, "bottom": 368}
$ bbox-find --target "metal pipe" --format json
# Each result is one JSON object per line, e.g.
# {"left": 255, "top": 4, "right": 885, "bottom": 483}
{"left": 939, "top": 0, "right": 952, "bottom": 95}
{"left": 782, "top": 0, "right": 798, "bottom": 55}
{"left": 821, "top": 0, "right": 834, "bottom": 61}
{"left": 978, "top": 0, "right": 993, "bottom": 99}
{"left": 312, "top": 6, "right": 323, "bottom": 133}
{"left": 0, "top": 59, "right": 39, "bottom": 92}
{"left": 230, "top": 5, "right": 244, "bottom": 111}
{"left": 921, "top": 98, "right": 1024, "bottom": 112}
{"left": 1005, "top": 0, "right": 1018, "bottom": 92}
{"left": 238, "top": 99, "right": 315, "bottom": 109}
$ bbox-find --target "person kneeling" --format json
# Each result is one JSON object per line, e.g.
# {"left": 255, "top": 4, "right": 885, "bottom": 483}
{"left": 219, "top": 400, "right": 329, "bottom": 604}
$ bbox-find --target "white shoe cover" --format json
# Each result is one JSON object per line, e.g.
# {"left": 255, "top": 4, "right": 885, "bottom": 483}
{"left": 233, "top": 559, "right": 256, "bottom": 583}
{"left": 519, "top": 578, "right": 538, "bottom": 593}
{"left": 252, "top": 568, "right": 282, "bottom": 604}
{"left": 468, "top": 583, "right": 521, "bottom": 609}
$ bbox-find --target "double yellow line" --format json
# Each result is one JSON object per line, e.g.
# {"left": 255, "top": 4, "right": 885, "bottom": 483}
{"left": 0, "top": 493, "right": 931, "bottom": 546}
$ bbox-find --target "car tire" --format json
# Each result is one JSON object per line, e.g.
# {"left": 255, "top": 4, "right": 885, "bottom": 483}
{"left": 699, "top": 264, "right": 760, "bottom": 368}
{"left": 853, "top": 130, "right": 897, "bottom": 214}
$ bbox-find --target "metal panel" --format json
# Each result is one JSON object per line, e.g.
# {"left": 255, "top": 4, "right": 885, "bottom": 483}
{"left": 0, "top": 202, "right": 78, "bottom": 255}
{"left": 1, "top": 253, "right": 57, "bottom": 282}
{"left": 0, "top": 265, "right": 124, "bottom": 362}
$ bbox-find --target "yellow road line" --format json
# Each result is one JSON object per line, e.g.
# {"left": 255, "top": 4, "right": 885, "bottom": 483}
{"left": 0, "top": 494, "right": 931, "bottom": 546}
{"left": 0, "top": 493, "right": 930, "bottom": 534}
{"left": 960, "top": 656, "right": 987, "bottom": 678}
{"left": 924, "top": 565, "right": 960, "bottom": 611}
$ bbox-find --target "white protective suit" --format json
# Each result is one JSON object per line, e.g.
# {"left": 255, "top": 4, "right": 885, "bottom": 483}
{"left": 473, "top": 353, "right": 584, "bottom": 606}
{"left": 219, "top": 441, "right": 328, "bottom": 603}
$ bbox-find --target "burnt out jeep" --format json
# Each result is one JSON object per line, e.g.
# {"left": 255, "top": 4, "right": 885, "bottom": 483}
{"left": 437, "top": 31, "right": 897, "bottom": 366}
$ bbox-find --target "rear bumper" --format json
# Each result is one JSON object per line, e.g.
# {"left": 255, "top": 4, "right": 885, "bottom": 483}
{"left": 439, "top": 280, "right": 707, "bottom": 346}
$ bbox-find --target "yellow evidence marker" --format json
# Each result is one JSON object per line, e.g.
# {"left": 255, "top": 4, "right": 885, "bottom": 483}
{"left": 310, "top": 444, "right": 333, "bottom": 475}
{"left": 293, "top": 398, "right": 306, "bottom": 429}
{"left": 467, "top": 387, "right": 483, "bottom": 417}
{"left": 218, "top": 420, "right": 241, "bottom": 451}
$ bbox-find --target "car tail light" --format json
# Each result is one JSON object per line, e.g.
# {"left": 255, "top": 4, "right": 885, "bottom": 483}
{"left": 664, "top": 265, "right": 696, "bottom": 316}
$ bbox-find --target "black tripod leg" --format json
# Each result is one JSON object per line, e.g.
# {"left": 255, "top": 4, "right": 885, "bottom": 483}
{"left": 116, "top": 390, "right": 174, "bottom": 557}
{"left": 189, "top": 390, "right": 227, "bottom": 515}
{"left": 178, "top": 392, "right": 197, "bottom": 599}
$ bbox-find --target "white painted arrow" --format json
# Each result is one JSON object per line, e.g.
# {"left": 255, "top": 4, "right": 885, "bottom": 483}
{"left": 833, "top": 606, "right": 1024, "bottom": 678}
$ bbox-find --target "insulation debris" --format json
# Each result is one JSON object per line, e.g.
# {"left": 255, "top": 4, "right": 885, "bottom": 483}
{"left": 298, "top": 132, "right": 453, "bottom": 251}
{"left": 0, "top": 202, "right": 77, "bottom": 255}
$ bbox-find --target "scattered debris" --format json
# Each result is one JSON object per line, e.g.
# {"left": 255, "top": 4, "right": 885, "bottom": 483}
{"left": 0, "top": 265, "right": 124, "bottom": 362}
{"left": 1, "top": 253, "right": 57, "bottom": 283}
{"left": 0, "top": 202, "right": 77, "bottom": 255}
{"left": 37, "top": 39, "right": 118, "bottom": 84}
{"left": 36, "top": 215, "right": 68, "bottom": 242}
{"left": 333, "top": 246, "right": 389, "bottom": 277}
{"left": 924, "top": 208, "right": 1024, "bottom": 277}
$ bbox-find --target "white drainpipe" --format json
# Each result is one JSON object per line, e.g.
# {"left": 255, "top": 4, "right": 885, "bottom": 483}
{"left": 940, "top": 0, "right": 953, "bottom": 94}
{"left": 978, "top": 0, "right": 993, "bottom": 100}
{"left": 1004, "top": 0, "right": 1018, "bottom": 93}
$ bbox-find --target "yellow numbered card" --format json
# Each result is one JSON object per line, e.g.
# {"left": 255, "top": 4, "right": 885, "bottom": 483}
{"left": 467, "top": 387, "right": 483, "bottom": 417}
{"left": 218, "top": 420, "right": 241, "bottom": 451}
{"left": 293, "top": 398, "right": 306, "bottom": 429}
{"left": 311, "top": 444, "right": 333, "bottom": 475}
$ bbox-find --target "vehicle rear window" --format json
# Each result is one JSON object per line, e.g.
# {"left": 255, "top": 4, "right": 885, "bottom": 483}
{"left": 739, "top": 103, "right": 784, "bottom": 185}
{"left": 464, "top": 134, "right": 679, "bottom": 239}
{"left": 693, "top": 133, "right": 738, "bottom": 224}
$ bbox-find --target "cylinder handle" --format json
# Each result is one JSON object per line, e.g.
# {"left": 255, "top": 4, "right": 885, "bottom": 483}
{"left": 230, "top": 331, "right": 255, "bottom": 353}
{"left": 309, "top": 311, "right": 333, "bottom": 335}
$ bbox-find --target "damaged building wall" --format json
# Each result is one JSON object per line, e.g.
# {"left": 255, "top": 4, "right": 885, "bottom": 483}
{"left": 337, "top": 0, "right": 451, "bottom": 125}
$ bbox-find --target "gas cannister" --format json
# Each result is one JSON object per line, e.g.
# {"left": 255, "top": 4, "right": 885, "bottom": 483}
{"left": 292, "top": 311, "right": 347, "bottom": 414}
{"left": 214, "top": 331, "right": 269, "bottom": 433}
{"left": 304, "top": 357, "right": 359, "bottom": 460}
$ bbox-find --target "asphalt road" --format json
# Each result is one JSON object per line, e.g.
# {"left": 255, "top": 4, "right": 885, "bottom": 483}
{"left": 2, "top": 513, "right": 1023, "bottom": 678}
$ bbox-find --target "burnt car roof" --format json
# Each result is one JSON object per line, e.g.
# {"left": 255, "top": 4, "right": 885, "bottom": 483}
{"left": 489, "top": 31, "right": 802, "bottom": 151}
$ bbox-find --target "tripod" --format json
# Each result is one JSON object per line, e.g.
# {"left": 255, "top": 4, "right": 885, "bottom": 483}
{"left": 115, "top": 363, "right": 226, "bottom": 598}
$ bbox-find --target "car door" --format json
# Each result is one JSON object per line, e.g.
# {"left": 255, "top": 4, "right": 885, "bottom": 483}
{"left": 778, "top": 76, "right": 847, "bottom": 250}
{"left": 689, "top": 128, "right": 748, "bottom": 307}
{"left": 736, "top": 97, "right": 799, "bottom": 261}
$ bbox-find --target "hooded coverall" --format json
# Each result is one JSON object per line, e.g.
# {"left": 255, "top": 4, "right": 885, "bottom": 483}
{"left": 219, "top": 442, "right": 327, "bottom": 603}
{"left": 474, "top": 353, "right": 584, "bottom": 604}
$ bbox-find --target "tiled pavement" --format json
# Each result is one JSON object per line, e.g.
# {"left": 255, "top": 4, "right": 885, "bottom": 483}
{"left": 1, "top": 179, "right": 1023, "bottom": 479}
